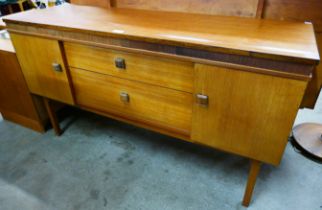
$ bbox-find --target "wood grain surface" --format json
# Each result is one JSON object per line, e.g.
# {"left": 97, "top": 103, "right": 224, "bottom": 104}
{"left": 10, "top": 33, "right": 74, "bottom": 105}
{"left": 70, "top": 68, "right": 193, "bottom": 135}
{"left": 64, "top": 42, "right": 194, "bottom": 92}
{"left": 3, "top": 4, "right": 319, "bottom": 63}
{"left": 5, "top": 22, "right": 314, "bottom": 80}
{"left": 242, "top": 160, "right": 262, "bottom": 206}
{"left": 0, "top": 40, "right": 46, "bottom": 132}
{"left": 191, "top": 64, "right": 307, "bottom": 165}
{"left": 112, "top": 0, "right": 260, "bottom": 17}
{"left": 70, "top": 0, "right": 111, "bottom": 8}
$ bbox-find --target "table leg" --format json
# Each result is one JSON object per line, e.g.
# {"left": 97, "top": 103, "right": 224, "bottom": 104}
{"left": 242, "top": 159, "right": 262, "bottom": 207}
{"left": 43, "top": 97, "right": 62, "bottom": 136}
{"left": 18, "top": 1, "right": 24, "bottom": 11}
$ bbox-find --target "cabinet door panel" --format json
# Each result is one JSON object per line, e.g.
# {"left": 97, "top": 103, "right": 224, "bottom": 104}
{"left": 10, "top": 34, "right": 74, "bottom": 104}
{"left": 192, "top": 64, "right": 307, "bottom": 165}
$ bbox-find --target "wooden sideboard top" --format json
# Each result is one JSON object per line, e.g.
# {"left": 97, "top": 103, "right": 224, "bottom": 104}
{"left": 3, "top": 4, "right": 320, "bottom": 64}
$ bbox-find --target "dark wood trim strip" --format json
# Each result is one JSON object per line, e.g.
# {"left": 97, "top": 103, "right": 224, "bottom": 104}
{"left": 4, "top": 20, "right": 319, "bottom": 65}
{"left": 7, "top": 24, "right": 314, "bottom": 81}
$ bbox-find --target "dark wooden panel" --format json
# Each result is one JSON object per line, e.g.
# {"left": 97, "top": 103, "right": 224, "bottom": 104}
{"left": 301, "top": 32, "right": 322, "bottom": 107}
{"left": 70, "top": 0, "right": 111, "bottom": 8}
{"left": 263, "top": 0, "right": 322, "bottom": 33}
{"left": 70, "top": 68, "right": 193, "bottom": 136}
{"left": 262, "top": 0, "right": 322, "bottom": 107}
{"left": 112, "top": 0, "right": 259, "bottom": 17}
{"left": 0, "top": 40, "right": 46, "bottom": 132}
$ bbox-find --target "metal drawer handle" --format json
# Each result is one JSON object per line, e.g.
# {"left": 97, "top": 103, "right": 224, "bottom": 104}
{"left": 115, "top": 58, "right": 126, "bottom": 69}
{"left": 196, "top": 94, "right": 208, "bottom": 106}
{"left": 52, "top": 63, "right": 63, "bottom": 72}
{"left": 120, "top": 92, "right": 130, "bottom": 103}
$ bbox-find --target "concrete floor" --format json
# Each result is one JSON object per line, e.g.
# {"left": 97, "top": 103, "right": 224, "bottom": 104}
{"left": 0, "top": 93, "right": 322, "bottom": 210}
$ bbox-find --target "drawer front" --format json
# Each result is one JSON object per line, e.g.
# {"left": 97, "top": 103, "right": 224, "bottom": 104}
{"left": 70, "top": 68, "right": 193, "bottom": 135}
{"left": 65, "top": 43, "right": 194, "bottom": 92}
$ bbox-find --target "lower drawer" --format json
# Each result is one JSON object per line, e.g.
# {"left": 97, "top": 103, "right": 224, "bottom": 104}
{"left": 70, "top": 68, "right": 193, "bottom": 135}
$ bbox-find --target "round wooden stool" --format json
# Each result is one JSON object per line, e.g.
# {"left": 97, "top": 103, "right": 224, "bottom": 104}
{"left": 292, "top": 123, "right": 322, "bottom": 161}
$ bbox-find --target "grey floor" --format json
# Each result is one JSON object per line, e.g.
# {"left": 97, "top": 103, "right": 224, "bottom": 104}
{"left": 0, "top": 92, "right": 322, "bottom": 210}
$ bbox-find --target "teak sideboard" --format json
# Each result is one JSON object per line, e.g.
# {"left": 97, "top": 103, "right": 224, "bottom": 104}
{"left": 3, "top": 4, "right": 320, "bottom": 207}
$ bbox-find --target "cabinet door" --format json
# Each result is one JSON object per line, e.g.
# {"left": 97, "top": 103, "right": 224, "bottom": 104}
{"left": 191, "top": 64, "right": 307, "bottom": 165}
{"left": 10, "top": 34, "right": 74, "bottom": 105}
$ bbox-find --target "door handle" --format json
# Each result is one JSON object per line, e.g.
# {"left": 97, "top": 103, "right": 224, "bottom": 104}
{"left": 196, "top": 94, "right": 208, "bottom": 106}
{"left": 52, "top": 63, "right": 63, "bottom": 72}
{"left": 120, "top": 92, "right": 130, "bottom": 103}
{"left": 115, "top": 58, "right": 126, "bottom": 70}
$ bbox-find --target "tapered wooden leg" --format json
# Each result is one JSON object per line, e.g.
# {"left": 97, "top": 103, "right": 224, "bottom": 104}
{"left": 43, "top": 98, "right": 62, "bottom": 136}
{"left": 242, "top": 159, "right": 262, "bottom": 207}
{"left": 18, "top": 2, "right": 24, "bottom": 11}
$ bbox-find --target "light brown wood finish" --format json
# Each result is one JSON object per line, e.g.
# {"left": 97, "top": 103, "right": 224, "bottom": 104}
{"left": 3, "top": 4, "right": 320, "bottom": 207}
{"left": 70, "top": 68, "right": 193, "bottom": 136}
{"left": 80, "top": 105, "right": 191, "bottom": 142}
{"left": 70, "top": 0, "right": 111, "bottom": 8}
{"left": 43, "top": 98, "right": 62, "bottom": 136}
{"left": 242, "top": 160, "right": 262, "bottom": 207}
{"left": 65, "top": 42, "right": 194, "bottom": 92}
{"left": 112, "top": 0, "right": 260, "bottom": 17}
{"left": 0, "top": 36, "right": 46, "bottom": 132}
{"left": 4, "top": 22, "right": 314, "bottom": 80}
{"left": 191, "top": 64, "right": 307, "bottom": 165}
{"left": 10, "top": 33, "right": 74, "bottom": 105}
{"left": 3, "top": 4, "right": 319, "bottom": 63}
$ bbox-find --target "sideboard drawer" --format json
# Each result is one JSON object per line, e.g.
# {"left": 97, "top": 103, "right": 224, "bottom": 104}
{"left": 65, "top": 43, "right": 194, "bottom": 92}
{"left": 70, "top": 68, "right": 193, "bottom": 135}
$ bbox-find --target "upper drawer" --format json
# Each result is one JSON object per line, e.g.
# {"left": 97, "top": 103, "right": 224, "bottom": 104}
{"left": 64, "top": 43, "right": 194, "bottom": 92}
